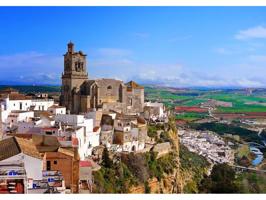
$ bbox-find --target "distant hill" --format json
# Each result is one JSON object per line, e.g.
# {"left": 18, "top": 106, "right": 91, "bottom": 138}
{"left": 0, "top": 85, "right": 61, "bottom": 93}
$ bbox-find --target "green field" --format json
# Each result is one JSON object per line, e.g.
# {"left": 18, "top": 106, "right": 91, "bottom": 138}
{"left": 204, "top": 93, "right": 266, "bottom": 113}
{"left": 145, "top": 87, "right": 266, "bottom": 113}
{"left": 176, "top": 112, "right": 207, "bottom": 122}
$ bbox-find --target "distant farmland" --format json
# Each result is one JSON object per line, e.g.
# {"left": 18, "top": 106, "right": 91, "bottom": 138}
{"left": 145, "top": 87, "right": 266, "bottom": 113}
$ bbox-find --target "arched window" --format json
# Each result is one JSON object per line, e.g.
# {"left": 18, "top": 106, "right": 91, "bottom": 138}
{"left": 107, "top": 85, "right": 112, "bottom": 90}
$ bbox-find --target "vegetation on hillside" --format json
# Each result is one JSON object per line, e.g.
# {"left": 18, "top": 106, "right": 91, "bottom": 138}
{"left": 199, "top": 163, "right": 266, "bottom": 193}
{"left": 92, "top": 151, "right": 178, "bottom": 193}
{"left": 199, "top": 163, "right": 239, "bottom": 193}
{"left": 180, "top": 145, "right": 210, "bottom": 193}
{"left": 236, "top": 171, "right": 266, "bottom": 193}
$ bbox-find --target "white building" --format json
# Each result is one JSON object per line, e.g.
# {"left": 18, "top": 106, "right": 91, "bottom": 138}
{"left": 55, "top": 114, "right": 99, "bottom": 159}
{"left": 0, "top": 89, "right": 55, "bottom": 124}
{"left": 0, "top": 137, "right": 44, "bottom": 181}
{"left": 48, "top": 105, "right": 66, "bottom": 115}
{"left": 143, "top": 102, "right": 166, "bottom": 121}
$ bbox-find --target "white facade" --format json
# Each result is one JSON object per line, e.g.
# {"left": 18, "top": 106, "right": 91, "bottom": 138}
{"left": 31, "top": 99, "right": 54, "bottom": 111}
{"left": 55, "top": 114, "right": 99, "bottom": 159}
{"left": 85, "top": 127, "right": 100, "bottom": 156}
{"left": 144, "top": 102, "right": 167, "bottom": 121}
{"left": 7, "top": 111, "right": 34, "bottom": 125}
{"left": 55, "top": 114, "right": 93, "bottom": 134}
{"left": 123, "top": 140, "right": 139, "bottom": 152}
{"left": 0, "top": 96, "right": 55, "bottom": 123}
{"left": 1, "top": 153, "right": 43, "bottom": 180}
{"left": 48, "top": 106, "right": 66, "bottom": 115}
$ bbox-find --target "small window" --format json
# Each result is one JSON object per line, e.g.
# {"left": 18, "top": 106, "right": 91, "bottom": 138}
{"left": 54, "top": 160, "right": 57, "bottom": 165}
{"left": 107, "top": 85, "right": 112, "bottom": 90}
{"left": 47, "top": 161, "right": 51, "bottom": 170}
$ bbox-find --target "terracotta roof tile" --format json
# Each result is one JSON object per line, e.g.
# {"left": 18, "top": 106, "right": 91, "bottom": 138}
{"left": 80, "top": 160, "right": 92, "bottom": 167}
{"left": 0, "top": 137, "right": 42, "bottom": 161}
{"left": 0, "top": 137, "right": 21, "bottom": 161}
{"left": 126, "top": 81, "right": 144, "bottom": 90}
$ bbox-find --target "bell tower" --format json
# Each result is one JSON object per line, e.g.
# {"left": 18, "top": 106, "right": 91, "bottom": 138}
{"left": 60, "top": 42, "right": 88, "bottom": 113}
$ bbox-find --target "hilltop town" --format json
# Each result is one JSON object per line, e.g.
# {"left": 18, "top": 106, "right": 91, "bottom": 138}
{"left": 1, "top": 43, "right": 266, "bottom": 194}
{"left": 0, "top": 43, "right": 174, "bottom": 194}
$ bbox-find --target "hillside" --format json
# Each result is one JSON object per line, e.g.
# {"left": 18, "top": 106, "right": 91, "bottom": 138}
{"left": 92, "top": 117, "right": 210, "bottom": 193}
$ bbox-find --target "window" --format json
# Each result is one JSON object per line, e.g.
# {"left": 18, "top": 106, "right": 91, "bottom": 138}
{"left": 107, "top": 85, "right": 112, "bottom": 90}
{"left": 19, "top": 102, "right": 22, "bottom": 110}
{"left": 47, "top": 161, "right": 51, "bottom": 170}
{"left": 46, "top": 131, "right": 52, "bottom": 135}
{"left": 53, "top": 160, "right": 57, "bottom": 165}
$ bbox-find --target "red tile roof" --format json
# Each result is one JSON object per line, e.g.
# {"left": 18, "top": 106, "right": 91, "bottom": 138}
{"left": 93, "top": 126, "right": 100, "bottom": 132}
{"left": 175, "top": 106, "right": 208, "bottom": 113}
{"left": 80, "top": 160, "right": 92, "bottom": 167}
{"left": 126, "top": 81, "right": 144, "bottom": 91}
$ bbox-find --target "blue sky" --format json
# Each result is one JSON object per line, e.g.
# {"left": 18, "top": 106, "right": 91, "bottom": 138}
{"left": 1, "top": 7, "right": 266, "bottom": 87}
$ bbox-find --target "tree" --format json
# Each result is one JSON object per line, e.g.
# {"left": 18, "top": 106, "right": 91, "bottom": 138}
{"left": 102, "top": 146, "right": 112, "bottom": 168}
{"left": 144, "top": 181, "right": 151, "bottom": 193}
{"left": 199, "top": 163, "right": 239, "bottom": 193}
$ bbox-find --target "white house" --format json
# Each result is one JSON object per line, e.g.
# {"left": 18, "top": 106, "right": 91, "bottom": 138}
{"left": 7, "top": 111, "right": 34, "bottom": 125}
{"left": 144, "top": 102, "right": 166, "bottom": 121}
{"left": 48, "top": 105, "right": 66, "bottom": 115}
{"left": 0, "top": 89, "right": 55, "bottom": 124}
{"left": 55, "top": 114, "right": 99, "bottom": 159}
{"left": 0, "top": 137, "right": 44, "bottom": 181}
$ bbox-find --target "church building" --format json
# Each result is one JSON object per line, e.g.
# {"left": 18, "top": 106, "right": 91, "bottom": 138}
{"left": 60, "top": 42, "right": 144, "bottom": 114}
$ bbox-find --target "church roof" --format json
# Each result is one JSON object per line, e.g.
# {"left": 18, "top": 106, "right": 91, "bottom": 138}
{"left": 84, "top": 78, "right": 124, "bottom": 89}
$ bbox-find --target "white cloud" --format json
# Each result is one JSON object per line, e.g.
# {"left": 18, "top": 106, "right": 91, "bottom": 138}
{"left": 2, "top": 48, "right": 266, "bottom": 88}
{"left": 235, "top": 26, "right": 266, "bottom": 40}
{"left": 0, "top": 51, "right": 62, "bottom": 84}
